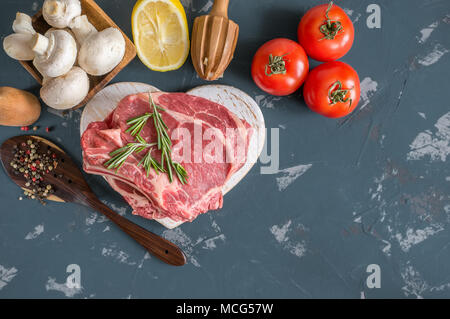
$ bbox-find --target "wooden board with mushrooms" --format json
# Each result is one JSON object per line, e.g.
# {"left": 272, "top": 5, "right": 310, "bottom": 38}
{"left": 2, "top": 0, "right": 127, "bottom": 110}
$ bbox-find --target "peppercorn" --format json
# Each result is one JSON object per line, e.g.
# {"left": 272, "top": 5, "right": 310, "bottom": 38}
{"left": 11, "top": 139, "right": 59, "bottom": 205}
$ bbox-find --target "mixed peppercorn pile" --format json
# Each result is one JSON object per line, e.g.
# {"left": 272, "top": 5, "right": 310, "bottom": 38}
{"left": 9, "top": 139, "right": 59, "bottom": 204}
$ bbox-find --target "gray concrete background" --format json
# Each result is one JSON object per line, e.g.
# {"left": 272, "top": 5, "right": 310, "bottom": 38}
{"left": 0, "top": 0, "right": 449, "bottom": 298}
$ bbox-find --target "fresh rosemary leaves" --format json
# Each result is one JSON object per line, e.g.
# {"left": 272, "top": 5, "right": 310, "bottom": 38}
{"left": 104, "top": 140, "right": 157, "bottom": 171}
{"left": 104, "top": 94, "right": 189, "bottom": 184}
{"left": 148, "top": 95, "right": 188, "bottom": 184}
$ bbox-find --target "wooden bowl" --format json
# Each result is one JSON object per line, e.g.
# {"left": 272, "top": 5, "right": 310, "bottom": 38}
{"left": 19, "top": 0, "right": 136, "bottom": 110}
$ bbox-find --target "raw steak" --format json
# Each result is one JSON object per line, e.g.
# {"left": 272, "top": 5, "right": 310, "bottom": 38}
{"left": 81, "top": 92, "right": 252, "bottom": 223}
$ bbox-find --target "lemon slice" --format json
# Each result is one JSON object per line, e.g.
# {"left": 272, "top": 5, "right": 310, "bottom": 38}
{"left": 132, "top": 0, "right": 190, "bottom": 72}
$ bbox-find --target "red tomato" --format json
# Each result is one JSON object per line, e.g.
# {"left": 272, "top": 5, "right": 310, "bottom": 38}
{"left": 298, "top": 2, "right": 354, "bottom": 62}
{"left": 303, "top": 61, "right": 360, "bottom": 118}
{"left": 251, "top": 38, "right": 309, "bottom": 96}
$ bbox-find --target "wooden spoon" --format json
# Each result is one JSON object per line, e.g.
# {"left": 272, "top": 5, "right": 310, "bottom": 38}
{"left": 0, "top": 135, "right": 186, "bottom": 266}
{"left": 191, "top": 0, "right": 239, "bottom": 81}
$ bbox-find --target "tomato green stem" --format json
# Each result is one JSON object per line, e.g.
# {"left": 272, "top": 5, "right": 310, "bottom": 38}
{"left": 265, "top": 54, "right": 287, "bottom": 76}
{"left": 319, "top": 1, "right": 343, "bottom": 40}
{"left": 328, "top": 81, "right": 353, "bottom": 107}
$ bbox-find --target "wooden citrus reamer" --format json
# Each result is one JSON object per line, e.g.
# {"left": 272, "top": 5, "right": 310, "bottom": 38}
{"left": 191, "top": 0, "right": 239, "bottom": 81}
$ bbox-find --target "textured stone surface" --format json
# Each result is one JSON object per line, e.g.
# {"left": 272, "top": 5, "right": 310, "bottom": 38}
{"left": 0, "top": 0, "right": 449, "bottom": 298}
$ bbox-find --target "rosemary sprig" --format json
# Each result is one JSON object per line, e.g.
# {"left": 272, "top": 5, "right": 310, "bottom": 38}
{"left": 104, "top": 93, "right": 189, "bottom": 184}
{"left": 136, "top": 134, "right": 163, "bottom": 177}
{"left": 104, "top": 140, "right": 157, "bottom": 171}
{"left": 149, "top": 95, "right": 188, "bottom": 185}
{"left": 126, "top": 113, "right": 153, "bottom": 137}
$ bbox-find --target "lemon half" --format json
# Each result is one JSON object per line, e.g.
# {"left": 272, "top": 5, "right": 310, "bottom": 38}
{"left": 132, "top": 0, "right": 190, "bottom": 72}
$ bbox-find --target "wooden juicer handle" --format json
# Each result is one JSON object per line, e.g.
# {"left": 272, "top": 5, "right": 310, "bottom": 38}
{"left": 210, "top": 0, "right": 230, "bottom": 18}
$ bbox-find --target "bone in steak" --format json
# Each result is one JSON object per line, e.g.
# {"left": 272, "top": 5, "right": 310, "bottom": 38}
{"left": 81, "top": 92, "right": 252, "bottom": 223}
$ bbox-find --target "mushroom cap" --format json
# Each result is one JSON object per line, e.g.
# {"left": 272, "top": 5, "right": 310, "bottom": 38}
{"left": 3, "top": 33, "right": 35, "bottom": 61}
{"left": 43, "top": 0, "right": 82, "bottom": 29}
{"left": 69, "top": 15, "right": 98, "bottom": 44}
{"left": 13, "top": 12, "right": 36, "bottom": 34}
{"left": 33, "top": 29, "right": 77, "bottom": 78}
{"left": 78, "top": 27, "right": 126, "bottom": 76}
{"left": 40, "top": 66, "right": 90, "bottom": 110}
{"left": 45, "top": 27, "right": 80, "bottom": 65}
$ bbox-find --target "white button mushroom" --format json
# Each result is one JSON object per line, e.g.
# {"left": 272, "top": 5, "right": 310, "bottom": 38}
{"left": 42, "top": 0, "right": 82, "bottom": 29}
{"left": 78, "top": 27, "right": 126, "bottom": 76}
{"left": 40, "top": 66, "right": 90, "bottom": 110}
{"left": 3, "top": 33, "right": 35, "bottom": 61}
{"left": 69, "top": 15, "right": 98, "bottom": 44}
{"left": 13, "top": 12, "right": 36, "bottom": 34}
{"left": 3, "top": 12, "right": 36, "bottom": 61}
{"left": 45, "top": 27, "right": 81, "bottom": 65}
{"left": 32, "top": 29, "right": 77, "bottom": 78}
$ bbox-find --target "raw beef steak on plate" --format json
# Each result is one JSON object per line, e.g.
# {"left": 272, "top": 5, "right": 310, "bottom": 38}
{"left": 81, "top": 92, "right": 252, "bottom": 223}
